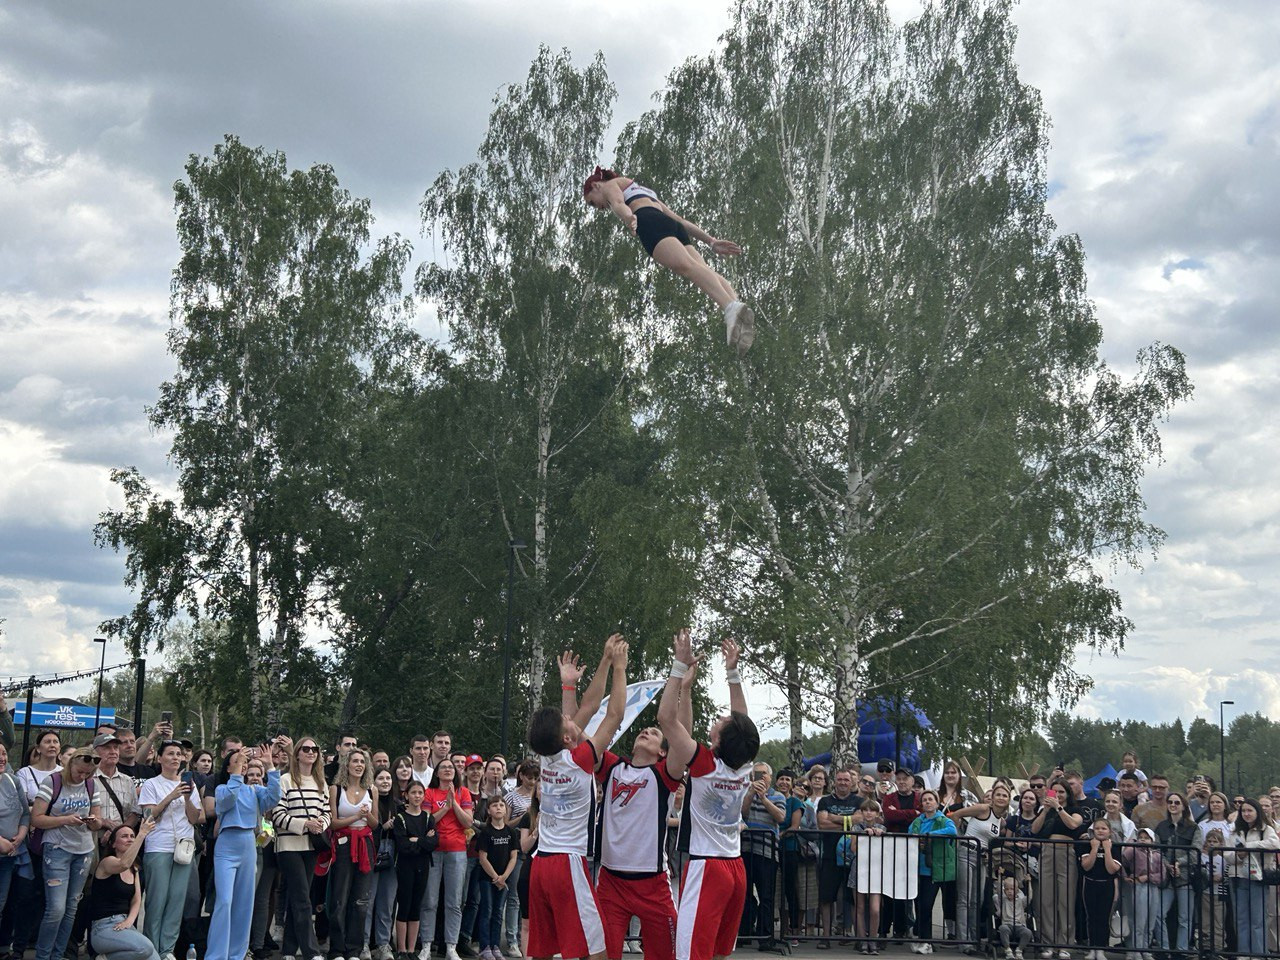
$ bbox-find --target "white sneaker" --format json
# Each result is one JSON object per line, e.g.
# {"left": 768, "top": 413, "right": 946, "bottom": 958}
{"left": 725, "top": 301, "right": 744, "bottom": 349}
{"left": 504, "top": 947, "right": 522, "bottom": 959}
{"left": 910, "top": 945, "right": 922, "bottom": 954}
{"left": 1014, "top": 952, "right": 1024, "bottom": 960}
{"left": 735, "top": 303, "right": 756, "bottom": 354}
{"left": 444, "top": 948, "right": 461, "bottom": 960}
{"left": 922, "top": 945, "right": 933, "bottom": 954}
{"left": 1057, "top": 952, "right": 1072, "bottom": 960}
{"left": 360, "top": 948, "right": 372, "bottom": 960}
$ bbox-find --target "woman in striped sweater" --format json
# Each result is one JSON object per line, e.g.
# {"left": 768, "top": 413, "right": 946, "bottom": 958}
{"left": 272, "top": 736, "right": 330, "bottom": 960}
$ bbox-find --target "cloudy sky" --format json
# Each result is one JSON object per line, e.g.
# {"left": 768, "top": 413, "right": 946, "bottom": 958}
{"left": 1, "top": 1, "right": 1277, "bottom": 740}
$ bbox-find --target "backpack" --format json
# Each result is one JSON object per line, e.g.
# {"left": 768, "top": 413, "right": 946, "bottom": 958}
{"left": 28, "top": 772, "right": 96, "bottom": 856}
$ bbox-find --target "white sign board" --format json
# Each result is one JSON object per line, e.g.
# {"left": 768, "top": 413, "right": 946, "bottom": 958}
{"left": 855, "top": 834, "right": 919, "bottom": 899}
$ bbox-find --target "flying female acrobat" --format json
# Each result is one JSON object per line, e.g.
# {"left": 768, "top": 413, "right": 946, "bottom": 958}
{"left": 582, "top": 166, "right": 755, "bottom": 354}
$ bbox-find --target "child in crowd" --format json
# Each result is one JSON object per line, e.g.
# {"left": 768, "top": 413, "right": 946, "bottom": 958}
{"left": 993, "top": 876, "right": 1031, "bottom": 960}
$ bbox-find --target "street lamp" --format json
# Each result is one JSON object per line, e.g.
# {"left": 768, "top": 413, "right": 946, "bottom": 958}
{"left": 93, "top": 637, "right": 108, "bottom": 729}
{"left": 1219, "top": 699, "right": 1234, "bottom": 792}
{"left": 500, "top": 539, "right": 528, "bottom": 756}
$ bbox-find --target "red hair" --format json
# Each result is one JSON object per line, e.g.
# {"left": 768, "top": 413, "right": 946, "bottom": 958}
{"left": 582, "top": 165, "right": 617, "bottom": 199}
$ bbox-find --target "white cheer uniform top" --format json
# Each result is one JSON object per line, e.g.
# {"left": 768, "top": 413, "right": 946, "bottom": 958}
{"left": 597, "top": 754, "right": 681, "bottom": 874}
{"left": 680, "top": 744, "right": 750, "bottom": 858}
{"left": 537, "top": 740, "right": 599, "bottom": 856}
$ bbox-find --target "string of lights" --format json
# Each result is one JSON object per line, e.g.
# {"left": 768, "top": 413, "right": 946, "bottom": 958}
{"left": 0, "top": 660, "right": 137, "bottom": 698}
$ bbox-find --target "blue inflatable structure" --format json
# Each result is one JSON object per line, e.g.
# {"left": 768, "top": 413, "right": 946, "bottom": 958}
{"left": 802, "top": 699, "right": 931, "bottom": 772}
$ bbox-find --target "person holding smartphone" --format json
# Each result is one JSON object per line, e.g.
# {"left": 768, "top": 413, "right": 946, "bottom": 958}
{"left": 138, "top": 740, "right": 205, "bottom": 960}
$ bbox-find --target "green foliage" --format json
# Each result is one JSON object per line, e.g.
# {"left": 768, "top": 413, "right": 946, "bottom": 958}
{"left": 1043, "top": 710, "right": 1279, "bottom": 797}
{"left": 623, "top": 0, "right": 1190, "bottom": 765}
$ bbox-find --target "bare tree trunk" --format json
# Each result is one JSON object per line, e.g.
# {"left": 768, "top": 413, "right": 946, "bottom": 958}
{"left": 266, "top": 604, "right": 290, "bottom": 731}
{"left": 786, "top": 649, "right": 805, "bottom": 772}
{"left": 528, "top": 397, "right": 552, "bottom": 707}
{"left": 830, "top": 628, "right": 862, "bottom": 770}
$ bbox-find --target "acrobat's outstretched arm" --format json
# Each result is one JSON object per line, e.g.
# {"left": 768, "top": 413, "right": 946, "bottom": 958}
{"left": 657, "top": 200, "right": 742, "bottom": 257}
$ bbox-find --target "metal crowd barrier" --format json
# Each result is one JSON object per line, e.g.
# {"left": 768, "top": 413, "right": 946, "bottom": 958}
{"left": 719, "top": 830, "right": 1280, "bottom": 957}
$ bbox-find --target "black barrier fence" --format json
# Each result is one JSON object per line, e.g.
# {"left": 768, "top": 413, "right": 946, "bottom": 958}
{"left": 720, "top": 830, "right": 1280, "bottom": 957}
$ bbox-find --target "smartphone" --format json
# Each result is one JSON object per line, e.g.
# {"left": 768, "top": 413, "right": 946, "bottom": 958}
{"left": 160, "top": 710, "right": 173, "bottom": 724}
{"left": 180, "top": 771, "right": 194, "bottom": 786}
{"left": 751, "top": 771, "right": 766, "bottom": 782}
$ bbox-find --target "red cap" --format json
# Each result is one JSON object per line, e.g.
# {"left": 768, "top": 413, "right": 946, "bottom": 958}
{"left": 465, "top": 754, "right": 484, "bottom": 767}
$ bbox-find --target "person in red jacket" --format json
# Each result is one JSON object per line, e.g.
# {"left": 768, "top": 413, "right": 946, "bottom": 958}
{"left": 880, "top": 768, "right": 922, "bottom": 938}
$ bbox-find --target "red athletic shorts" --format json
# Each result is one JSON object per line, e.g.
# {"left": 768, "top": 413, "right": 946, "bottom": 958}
{"left": 677, "top": 857, "right": 747, "bottom": 960}
{"left": 528, "top": 852, "right": 605, "bottom": 958}
{"left": 596, "top": 868, "right": 677, "bottom": 960}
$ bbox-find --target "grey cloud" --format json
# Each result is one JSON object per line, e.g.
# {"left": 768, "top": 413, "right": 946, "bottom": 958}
{"left": 0, "top": 522, "right": 122, "bottom": 585}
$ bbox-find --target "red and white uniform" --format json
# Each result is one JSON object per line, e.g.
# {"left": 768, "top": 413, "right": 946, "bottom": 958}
{"left": 676, "top": 745, "right": 751, "bottom": 960}
{"left": 595, "top": 755, "right": 682, "bottom": 960}
{"left": 529, "top": 740, "right": 605, "bottom": 958}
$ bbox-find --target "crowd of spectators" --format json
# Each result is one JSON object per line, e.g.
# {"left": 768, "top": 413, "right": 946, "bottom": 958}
{"left": 2, "top": 690, "right": 1279, "bottom": 960}
{"left": 741, "top": 754, "right": 1280, "bottom": 957}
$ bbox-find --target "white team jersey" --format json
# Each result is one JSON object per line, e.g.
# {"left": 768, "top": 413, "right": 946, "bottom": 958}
{"left": 537, "top": 741, "right": 598, "bottom": 856}
{"left": 681, "top": 744, "right": 750, "bottom": 858}
{"left": 598, "top": 755, "right": 680, "bottom": 874}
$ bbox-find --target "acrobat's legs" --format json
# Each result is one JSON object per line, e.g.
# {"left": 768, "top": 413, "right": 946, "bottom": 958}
{"left": 651, "top": 237, "right": 735, "bottom": 309}
{"left": 685, "top": 244, "right": 738, "bottom": 304}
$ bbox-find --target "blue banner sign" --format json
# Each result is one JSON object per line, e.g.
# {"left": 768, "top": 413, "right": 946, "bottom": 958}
{"left": 10, "top": 703, "right": 115, "bottom": 729}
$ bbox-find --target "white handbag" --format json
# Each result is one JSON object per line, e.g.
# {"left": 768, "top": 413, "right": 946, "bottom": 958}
{"left": 172, "top": 837, "right": 196, "bottom": 865}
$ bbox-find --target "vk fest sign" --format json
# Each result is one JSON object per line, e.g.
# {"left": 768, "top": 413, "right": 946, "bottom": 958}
{"left": 10, "top": 703, "right": 115, "bottom": 729}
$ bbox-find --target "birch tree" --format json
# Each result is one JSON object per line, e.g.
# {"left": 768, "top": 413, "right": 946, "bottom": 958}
{"left": 95, "top": 135, "right": 412, "bottom": 731}
{"left": 417, "top": 47, "right": 698, "bottom": 712}
{"left": 628, "top": 0, "right": 1191, "bottom": 766}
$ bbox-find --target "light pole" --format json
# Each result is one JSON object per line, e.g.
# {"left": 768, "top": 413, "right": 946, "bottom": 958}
{"left": 500, "top": 538, "right": 527, "bottom": 757}
{"left": 1219, "top": 699, "right": 1234, "bottom": 792}
{"left": 93, "top": 637, "right": 108, "bottom": 729}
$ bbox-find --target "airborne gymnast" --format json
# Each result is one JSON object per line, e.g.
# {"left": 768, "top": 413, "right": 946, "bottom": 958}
{"left": 582, "top": 167, "right": 755, "bottom": 354}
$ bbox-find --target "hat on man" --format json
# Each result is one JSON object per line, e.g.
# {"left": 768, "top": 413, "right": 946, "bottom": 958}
{"left": 93, "top": 732, "right": 122, "bottom": 748}
{"left": 465, "top": 754, "right": 484, "bottom": 768}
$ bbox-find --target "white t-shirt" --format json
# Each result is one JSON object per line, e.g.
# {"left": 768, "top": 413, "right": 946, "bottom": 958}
{"left": 411, "top": 767, "right": 433, "bottom": 789}
{"left": 18, "top": 765, "right": 60, "bottom": 803}
{"left": 138, "top": 775, "right": 202, "bottom": 853}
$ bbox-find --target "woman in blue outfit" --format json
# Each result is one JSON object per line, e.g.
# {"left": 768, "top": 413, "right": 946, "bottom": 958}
{"left": 89, "top": 819, "right": 159, "bottom": 960}
{"left": 206, "top": 745, "right": 280, "bottom": 960}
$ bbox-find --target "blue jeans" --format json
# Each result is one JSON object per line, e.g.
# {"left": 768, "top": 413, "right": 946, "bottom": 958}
{"left": 91, "top": 915, "right": 160, "bottom": 960}
{"left": 503, "top": 856, "right": 522, "bottom": 947}
{"left": 1231, "top": 877, "right": 1267, "bottom": 955}
{"left": 369, "top": 868, "right": 398, "bottom": 948}
{"left": 0, "top": 855, "right": 16, "bottom": 920}
{"left": 420, "top": 850, "right": 467, "bottom": 947}
{"left": 36, "top": 846, "right": 92, "bottom": 960}
{"left": 1131, "top": 882, "right": 1169, "bottom": 950}
{"left": 459, "top": 856, "right": 481, "bottom": 942}
{"left": 1170, "top": 883, "right": 1194, "bottom": 952}
{"left": 475, "top": 880, "right": 508, "bottom": 950}
{"left": 142, "top": 850, "right": 194, "bottom": 955}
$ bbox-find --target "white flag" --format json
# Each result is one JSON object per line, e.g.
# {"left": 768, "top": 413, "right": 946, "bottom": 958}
{"left": 583, "top": 679, "right": 666, "bottom": 747}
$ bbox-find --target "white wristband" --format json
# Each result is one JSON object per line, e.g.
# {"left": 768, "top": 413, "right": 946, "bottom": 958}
{"left": 669, "top": 660, "right": 689, "bottom": 680}
{"left": 725, "top": 667, "right": 742, "bottom": 685}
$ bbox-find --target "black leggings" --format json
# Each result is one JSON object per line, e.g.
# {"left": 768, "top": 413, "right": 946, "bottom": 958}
{"left": 1080, "top": 877, "right": 1115, "bottom": 948}
{"left": 396, "top": 857, "right": 430, "bottom": 922}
